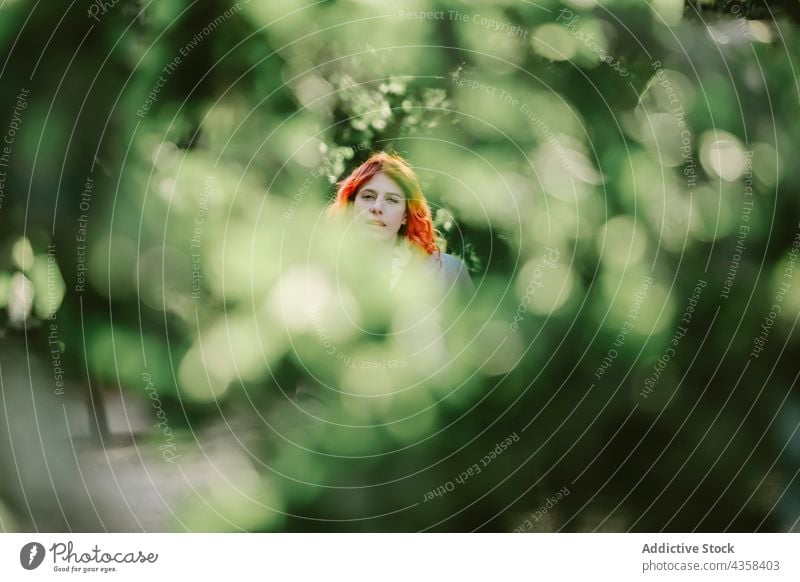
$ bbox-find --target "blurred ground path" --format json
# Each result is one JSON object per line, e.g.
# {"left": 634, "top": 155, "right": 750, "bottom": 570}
{"left": 73, "top": 413, "right": 269, "bottom": 531}
{"left": 0, "top": 337, "right": 273, "bottom": 531}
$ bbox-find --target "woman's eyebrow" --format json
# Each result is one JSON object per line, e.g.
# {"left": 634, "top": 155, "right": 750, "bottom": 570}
{"left": 359, "top": 188, "right": 403, "bottom": 198}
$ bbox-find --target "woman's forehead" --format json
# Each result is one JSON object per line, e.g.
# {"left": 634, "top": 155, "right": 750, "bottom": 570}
{"left": 360, "top": 172, "right": 403, "bottom": 195}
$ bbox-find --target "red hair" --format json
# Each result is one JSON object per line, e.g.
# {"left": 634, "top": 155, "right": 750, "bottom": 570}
{"left": 327, "top": 151, "right": 440, "bottom": 256}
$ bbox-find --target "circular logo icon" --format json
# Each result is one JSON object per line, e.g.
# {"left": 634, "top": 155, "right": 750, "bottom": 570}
{"left": 20, "top": 542, "right": 45, "bottom": 570}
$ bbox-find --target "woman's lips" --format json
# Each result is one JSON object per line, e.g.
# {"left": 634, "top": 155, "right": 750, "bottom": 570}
{"left": 366, "top": 219, "right": 386, "bottom": 226}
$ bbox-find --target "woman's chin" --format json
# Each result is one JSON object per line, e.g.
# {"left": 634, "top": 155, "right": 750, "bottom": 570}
{"left": 358, "top": 226, "right": 395, "bottom": 241}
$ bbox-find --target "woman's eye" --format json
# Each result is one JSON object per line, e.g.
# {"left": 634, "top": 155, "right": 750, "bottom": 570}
{"left": 361, "top": 193, "right": 373, "bottom": 199}
{"left": 388, "top": 198, "right": 400, "bottom": 204}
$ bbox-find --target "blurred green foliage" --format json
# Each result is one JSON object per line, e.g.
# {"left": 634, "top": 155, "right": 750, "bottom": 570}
{"left": 1, "top": 0, "right": 799, "bottom": 532}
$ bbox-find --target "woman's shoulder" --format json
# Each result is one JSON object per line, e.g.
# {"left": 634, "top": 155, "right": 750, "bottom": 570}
{"left": 429, "top": 251, "right": 475, "bottom": 293}
{"left": 434, "top": 252, "right": 466, "bottom": 271}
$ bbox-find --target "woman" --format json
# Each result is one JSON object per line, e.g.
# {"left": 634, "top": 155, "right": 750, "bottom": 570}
{"left": 294, "top": 152, "right": 474, "bottom": 409}
{"left": 326, "top": 151, "right": 474, "bottom": 297}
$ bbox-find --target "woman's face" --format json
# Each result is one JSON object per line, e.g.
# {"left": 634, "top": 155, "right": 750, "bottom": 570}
{"left": 353, "top": 172, "right": 407, "bottom": 242}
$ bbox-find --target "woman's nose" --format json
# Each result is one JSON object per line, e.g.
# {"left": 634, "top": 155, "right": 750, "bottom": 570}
{"left": 369, "top": 202, "right": 383, "bottom": 214}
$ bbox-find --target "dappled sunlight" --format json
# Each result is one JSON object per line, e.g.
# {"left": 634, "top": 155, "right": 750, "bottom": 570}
{"left": 1, "top": 0, "right": 798, "bottom": 537}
